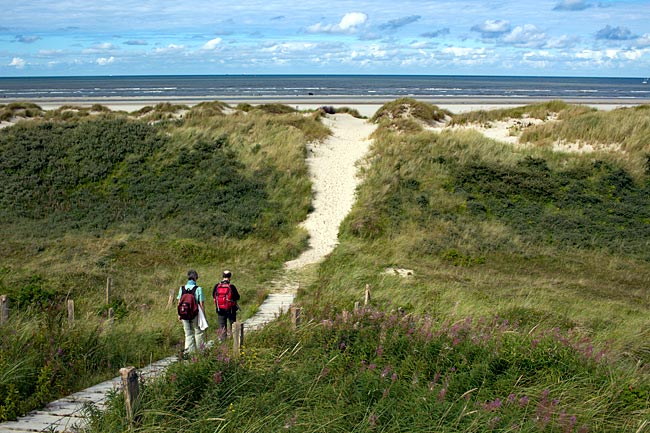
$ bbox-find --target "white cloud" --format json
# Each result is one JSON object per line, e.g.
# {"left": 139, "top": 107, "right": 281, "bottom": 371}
{"left": 307, "top": 12, "right": 368, "bottom": 34}
{"left": 9, "top": 57, "right": 26, "bottom": 68}
{"left": 83, "top": 42, "right": 116, "bottom": 54}
{"left": 523, "top": 50, "right": 553, "bottom": 61}
{"left": 545, "top": 35, "right": 579, "bottom": 49}
{"left": 575, "top": 49, "right": 620, "bottom": 62}
{"left": 502, "top": 25, "right": 547, "bottom": 48}
{"left": 262, "top": 42, "right": 317, "bottom": 53}
{"left": 622, "top": 49, "right": 643, "bottom": 60}
{"left": 39, "top": 49, "right": 64, "bottom": 55}
{"left": 471, "top": 20, "right": 511, "bottom": 38}
{"left": 442, "top": 47, "right": 487, "bottom": 57}
{"left": 96, "top": 56, "right": 115, "bottom": 65}
{"left": 202, "top": 38, "right": 222, "bottom": 50}
{"left": 95, "top": 42, "right": 115, "bottom": 50}
{"left": 636, "top": 34, "right": 650, "bottom": 47}
{"left": 153, "top": 44, "right": 186, "bottom": 54}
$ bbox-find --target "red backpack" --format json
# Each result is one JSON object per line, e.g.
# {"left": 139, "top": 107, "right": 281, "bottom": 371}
{"left": 178, "top": 286, "right": 199, "bottom": 320}
{"left": 214, "top": 282, "right": 236, "bottom": 311}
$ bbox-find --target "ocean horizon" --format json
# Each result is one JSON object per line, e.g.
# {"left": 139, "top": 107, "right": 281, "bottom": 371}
{"left": 1, "top": 74, "right": 649, "bottom": 101}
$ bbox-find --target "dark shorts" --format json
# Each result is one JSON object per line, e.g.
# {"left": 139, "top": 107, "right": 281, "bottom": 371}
{"left": 216, "top": 308, "right": 237, "bottom": 330}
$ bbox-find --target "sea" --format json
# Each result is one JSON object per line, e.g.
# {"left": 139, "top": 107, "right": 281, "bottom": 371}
{"left": 0, "top": 75, "right": 649, "bottom": 101}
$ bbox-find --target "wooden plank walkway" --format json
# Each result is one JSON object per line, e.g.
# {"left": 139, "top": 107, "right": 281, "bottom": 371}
{"left": 0, "top": 292, "right": 294, "bottom": 433}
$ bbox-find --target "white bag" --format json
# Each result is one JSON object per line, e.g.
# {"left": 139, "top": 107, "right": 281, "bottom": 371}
{"left": 198, "top": 307, "right": 209, "bottom": 331}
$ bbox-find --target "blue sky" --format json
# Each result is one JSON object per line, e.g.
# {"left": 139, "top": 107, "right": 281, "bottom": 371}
{"left": 1, "top": 0, "right": 650, "bottom": 77}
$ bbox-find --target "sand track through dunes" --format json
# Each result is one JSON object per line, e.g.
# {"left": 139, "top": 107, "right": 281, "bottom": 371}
{"left": 284, "top": 113, "right": 376, "bottom": 270}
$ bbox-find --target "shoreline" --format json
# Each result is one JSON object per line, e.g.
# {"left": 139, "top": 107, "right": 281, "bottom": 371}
{"left": 3, "top": 95, "right": 648, "bottom": 117}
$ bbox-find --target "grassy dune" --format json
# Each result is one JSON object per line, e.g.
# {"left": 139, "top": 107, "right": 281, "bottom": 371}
{"left": 2, "top": 100, "right": 649, "bottom": 431}
{"left": 0, "top": 103, "right": 327, "bottom": 420}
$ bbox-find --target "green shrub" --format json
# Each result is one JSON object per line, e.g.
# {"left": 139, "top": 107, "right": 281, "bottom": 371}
{"left": 371, "top": 98, "right": 450, "bottom": 125}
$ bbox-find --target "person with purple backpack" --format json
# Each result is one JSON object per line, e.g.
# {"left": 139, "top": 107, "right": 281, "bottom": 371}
{"left": 177, "top": 269, "right": 206, "bottom": 353}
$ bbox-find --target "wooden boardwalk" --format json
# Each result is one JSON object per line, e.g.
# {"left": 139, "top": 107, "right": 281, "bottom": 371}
{"left": 0, "top": 292, "right": 294, "bottom": 433}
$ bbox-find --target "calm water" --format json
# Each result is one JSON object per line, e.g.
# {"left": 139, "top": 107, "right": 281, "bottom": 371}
{"left": 1, "top": 75, "right": 649, "bottom": 100}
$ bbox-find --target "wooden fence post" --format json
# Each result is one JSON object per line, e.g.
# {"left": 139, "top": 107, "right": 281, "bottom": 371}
{"left": 167, "top": 288, "right": 175, "bottom": 307}
{"left": 0, "top": 295, "right": 8, "bottom": 324}
{"left": 364, "top": 284, "right": 371, "bottom": 305}
{"left": 67, "top": 299, "right": 74, "bottom": 326}
{"left": 106, "top": 307, "right": 115, "bottom": 328}
{"left": 106, "top": 277, "right": 112, "bottom": 304}
{"left": 290, "top": 306, "right": 301, "bottom": 328}
{"left": 119, "top": 367, "right": 139, "bottom": 423}
{"left": 233, "top": 322, "right": 244, "bottom": 356}
{"left": 354, "top": 301, "right": 360, "bottom": 312}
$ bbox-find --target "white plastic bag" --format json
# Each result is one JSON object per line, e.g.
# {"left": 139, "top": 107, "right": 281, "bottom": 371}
{"left": 198, "top": 307, "right": 209, "bottom": 331}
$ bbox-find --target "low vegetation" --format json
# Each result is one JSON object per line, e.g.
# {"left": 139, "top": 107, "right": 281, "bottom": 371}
{"left": 520, "top": 104, "right": 650, "bottom": 157}
{"left": 449, "top": 100, "right": 594, "bottom": 125}
{"left": 0, "top": 102, "right": 327, "bottom": 420}
{"left": 87, "top": 308, "right": 648, "bottom": 432}
{"left": 371, "top": 97, "right": 451, "bottom": 126}
{"left": 1, "top": 99, "right": 648, "bottom": 431}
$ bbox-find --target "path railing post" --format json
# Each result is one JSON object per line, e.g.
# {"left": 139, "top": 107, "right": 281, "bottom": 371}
{"left": 67, "top": 299, "right": 75, "bottom": 327}
{"left": 364, "top": 284, "right": 371, "bottom": 305}
{"left": 167, "top": 288, "right": 175, "bottom": 307}
{"left": 120, "top": 366, "right": 140, "bottom": 424}
{"left": 290, "top": 306, "right": 302, "bottom": 328}
{"left": 106, "top": 277, "right": 112, "bottom": 304}
{"left": 233, "top": 322, "right": 244, "bottom": 356}
{"left": 0, "top": 295, "right": 8, "bottom": 324}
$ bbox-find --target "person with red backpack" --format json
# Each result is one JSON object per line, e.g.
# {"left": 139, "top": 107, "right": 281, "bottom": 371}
{"left": 177, "top": 269, "right": 206, "bottom": 353}
{"left": 212, "top": 270, "right": 240, "bottom": 341}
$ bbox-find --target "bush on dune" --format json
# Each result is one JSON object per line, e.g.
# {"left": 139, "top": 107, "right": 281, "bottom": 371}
{"left": 371, "top": 97, "right": 450, "bottom": 126}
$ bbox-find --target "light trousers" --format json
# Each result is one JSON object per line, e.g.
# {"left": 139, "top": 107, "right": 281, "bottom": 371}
{"left": 182, "top": 316, "right": 205, "bottom": 353}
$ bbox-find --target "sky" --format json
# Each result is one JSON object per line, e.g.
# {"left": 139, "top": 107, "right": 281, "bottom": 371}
{"left": 1, "top": 0, "right": 650, "bottom": 77}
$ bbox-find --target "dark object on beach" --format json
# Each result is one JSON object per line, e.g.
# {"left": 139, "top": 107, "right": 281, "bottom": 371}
{"left": 319, "top": 106, "right": 336, "bottom": 114}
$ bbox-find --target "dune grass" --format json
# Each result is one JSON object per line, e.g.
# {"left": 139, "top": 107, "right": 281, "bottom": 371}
{"left": 82, "top": 100, "right": 650, "bottom": 432}
{"left": 449, "top": 100, "right": 595, "bottom": 125}
{"left": 0, "top": 102, "right": 326, "bottom": 420}
{"left": 86, "top": 306, "right": 648, "bottom": 432}
{"left": 521, "top": 104, "right": 650, "bottom": 154}
{"left": 2, "top": 99, "right": 649, "bottom": 431}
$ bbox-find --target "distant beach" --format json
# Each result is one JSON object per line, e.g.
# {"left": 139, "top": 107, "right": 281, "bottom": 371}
{"left": 2, "top": 75, "right": 649, "bottom": 117}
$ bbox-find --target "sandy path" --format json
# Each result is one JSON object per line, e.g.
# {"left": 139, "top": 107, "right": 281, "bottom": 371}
{"left": 284, "top": 114, "right": 376, "bottom": 270}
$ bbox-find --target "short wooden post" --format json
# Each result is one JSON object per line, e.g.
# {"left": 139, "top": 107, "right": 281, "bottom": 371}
{"left": 106, "top": 307, "right": 115, "bottom": 328}
{"left": 364, "top": 284, "right": 371, "bottom": 305}
{"left": 0, "top": 295, "right": 8, "bottom": 324}
{"left": 354, "top": 301, "right": 360, "bottom": 312}
{"left": 290, "top": 306, "right": 301, "bottom": 328}
{"left": 106, "top": 277, "right": 112, "bottom": 304}
{"left": 67, "top": 300, "right": 74, "bottom": 326}
{"left": 119, "top": 367, "right": 139, "bottom": 423}
{"left": 233, "top": 322, "right": 244, "bottom": 356}
{"left": 167, "top": 288, "right": 175, "bottom": 307}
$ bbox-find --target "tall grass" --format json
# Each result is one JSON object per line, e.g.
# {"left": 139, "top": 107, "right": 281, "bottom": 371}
{"left": 316, "top": 121, "right": 650, "bottom": 360}
{"left": 371, "top": 97, "right": 451, "bottom": 125}
{"left": 521, "top": 104, "right": 650, "bottom": 155}
{"left": 449, "top": 100, "right": 595, "bottom": 125}
{"left": 0, "top": 102, "right": 327, "bottom": 420}
{"left": 87, "top": 307, "right": 649, "bottom": 432}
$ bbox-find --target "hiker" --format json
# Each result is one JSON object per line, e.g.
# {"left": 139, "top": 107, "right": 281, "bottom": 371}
{"left": 177, "top": 269, "right": 206, "bottom": 353}
{"left": 212, "top": 270, "right": 240, "bottom": 341}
